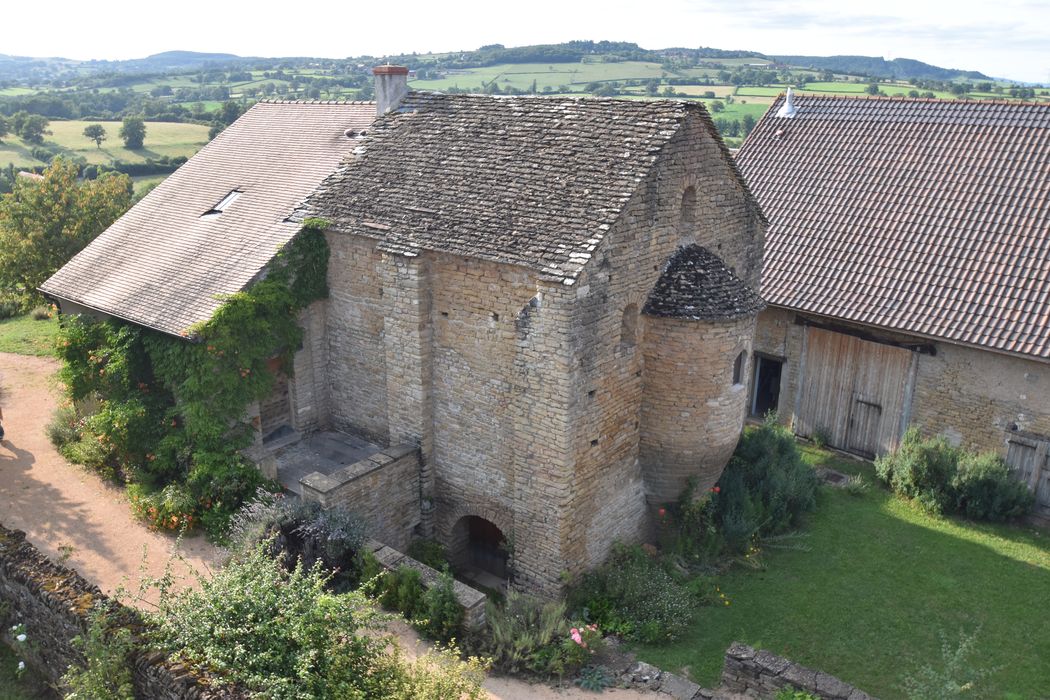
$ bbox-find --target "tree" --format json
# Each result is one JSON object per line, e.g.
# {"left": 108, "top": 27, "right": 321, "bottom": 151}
{"left": 709, "top": 100, "right": 725, "bottom": 112}
{"left": 10, "top": 111, "right": 50, "bottom": 144}
{"left": 0, "top": 158, "right": 132, "bottom": 305}
{"left": 83, "top": 124, "right": 107, "bottom": 148}
{"left": 866, "top": 83, "right": 882, "bottom": 96}
{"left": 0, "top": 115, "right": 7, "bottom": 143}
{"left": 742, "top": 114, "right": 757, "bottom": 135}
{"left": 118, "top": 116, "right": 146, "bottom": 149}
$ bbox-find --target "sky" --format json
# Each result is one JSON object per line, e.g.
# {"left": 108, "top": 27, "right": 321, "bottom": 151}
{"left": 5, "top": 0, "right": 1048, "bottom": 83}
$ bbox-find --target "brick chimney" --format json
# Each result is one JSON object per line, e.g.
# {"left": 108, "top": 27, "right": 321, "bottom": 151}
{"left": 374, "top": 65, "right": 409, "bottom": 117}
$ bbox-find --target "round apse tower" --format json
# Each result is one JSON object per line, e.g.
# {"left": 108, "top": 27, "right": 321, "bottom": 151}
{"left": 639, "top": 244, "right": 765, "bottom": 504}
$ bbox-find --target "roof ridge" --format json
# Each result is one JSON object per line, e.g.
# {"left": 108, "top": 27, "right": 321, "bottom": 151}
{"left": 773, "top": 92, "right": 1050, "bottom": 108}
{"left": 257, "top": 99, "right": 376, "bottom": 105}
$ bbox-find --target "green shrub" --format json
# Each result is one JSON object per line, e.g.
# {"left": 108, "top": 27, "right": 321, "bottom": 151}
{"left": 845, "top": 473, "right": 871, "bottom": 497}
{"left": 0, "top": 296, "right": 23, "bottom": 320}
{"left": 46, "top": 403, "right": 79, "bottom": 450}
{"left": 416, "top": 569, "right": 464, "bottom": 643}
{"left": 566, "top": 544, "right": 695, "bottom": 643}
{"left": 30, "top": 305, "right": 51, "bottom": 320}
{"left": 877, "top": 429, "right": 1032, "bottom": 522}
{"left": 810, "top": 424, "right": 832, "bottom": 449}
{"left": 952, "top": 452, "right": 1033, "bottom": 522}
{"left": 775, "top": 688, "right": 820, "bottom": 700}
{"left": 379, "top": 566, "right": 426, "bottom": 620}
{"left": 875, "top": 428, "right": 957, "bottom": 514}
{"left": 482, "top": 590, "right": 571, "bottom": 676}
{"left": 61, "top": 603, "right": 135, "bottom": 700}
{"left": 407, "top": 539, "right": 449, "bottom": 571}
{"left": 899, "top": 627, "right": 997, "bottom": 700}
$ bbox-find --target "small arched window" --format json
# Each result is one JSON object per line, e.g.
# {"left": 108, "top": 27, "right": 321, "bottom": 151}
{"left": 732, "top": 350, "right": 747, "bottom": 386}
{"left": 680, "top": 186, "right": 697, "bottom": 234}
{"left": 620, "top": 303, "right": 639, "bottom": 350}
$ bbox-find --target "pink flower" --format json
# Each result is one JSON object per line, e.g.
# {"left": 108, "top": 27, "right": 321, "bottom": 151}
{"left": 571, "top": 628, "right": 583, "bottom": 645}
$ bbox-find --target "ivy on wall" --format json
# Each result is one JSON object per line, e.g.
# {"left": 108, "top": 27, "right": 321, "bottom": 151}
{"left": 52, "top": 219, "right": 330, "bottom": 537}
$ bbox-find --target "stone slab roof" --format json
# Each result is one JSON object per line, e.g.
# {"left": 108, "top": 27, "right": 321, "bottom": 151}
{"left": 41, "top": 101, "right": 375, "bottom": 336}
{"left": 643, "top": 244, "right": 765, "bottom": 320}
{"left": 305, "top": 92, "right": 759, "bottom": 283}
{"left": 736, "top": 95, "right": 1050, "bottom": 361}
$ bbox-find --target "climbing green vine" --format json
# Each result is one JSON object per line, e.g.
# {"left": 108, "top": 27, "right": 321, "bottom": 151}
{"left": 51, "top": 220, "right": 330, "bottom": 537}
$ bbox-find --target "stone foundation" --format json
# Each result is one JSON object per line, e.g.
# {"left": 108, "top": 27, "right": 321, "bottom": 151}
{"left": 720, "top": 642, "right": 874, "bottom": 699}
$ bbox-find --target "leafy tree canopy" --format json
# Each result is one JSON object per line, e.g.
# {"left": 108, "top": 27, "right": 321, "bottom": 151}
{"left": 83, "top": 123, "right": 107, "bottom": 148}
{"left": 118, "top": 115, "right": 146, "bottom": 149}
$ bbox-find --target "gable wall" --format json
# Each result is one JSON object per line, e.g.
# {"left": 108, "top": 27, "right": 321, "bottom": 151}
{"left": 754, "top": 306, "right": 1050, "bottom": 455}
{"left": 564, "top": 114, "right": 765, "bottom": 572}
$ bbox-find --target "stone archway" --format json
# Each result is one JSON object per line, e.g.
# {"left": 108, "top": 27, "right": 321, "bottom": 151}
{"left": 450, "top": 515, "right": 509, "bottom": 589}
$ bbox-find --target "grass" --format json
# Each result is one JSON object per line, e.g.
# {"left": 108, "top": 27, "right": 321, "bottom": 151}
{"left": 0, "top": 643, "right": 54, "bottom": 699}
{"left": 0, "top": 313, "right": 58, "bottom": 356}
{"left": 633, "top": 446, "right": 1050, "bottom": 698}
{"left": 0, "top": 120, "right": 210, "bottom": 168}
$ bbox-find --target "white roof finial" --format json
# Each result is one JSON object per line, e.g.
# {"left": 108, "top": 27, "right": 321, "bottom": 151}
{"left": 776, "top": 87, "right": 797, "bottom": 119}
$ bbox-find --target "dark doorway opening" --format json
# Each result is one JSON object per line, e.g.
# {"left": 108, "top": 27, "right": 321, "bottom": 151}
{"left": 452, "top": 515, "right": 509, "bottom": 591}
{"left": 751, "top": 356, "right": 783, "bottom": 418}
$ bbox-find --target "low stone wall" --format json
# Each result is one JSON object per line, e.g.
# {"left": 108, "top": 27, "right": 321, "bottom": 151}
{"left": 720, "top": 642, "right": 875, "bottom": 699}
{"left": 300, "top": 444, "right": 421, "bottom": 552}
{"left": 362, "top": 538, "right": 488, "bottom": 630}
{"left": 0, "top": 524, "right": 247, "bottom": 699}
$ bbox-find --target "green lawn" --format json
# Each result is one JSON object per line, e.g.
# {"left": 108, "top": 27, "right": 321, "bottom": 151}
{"left": 0, "top": 314, "right": 58, "bottom": 356}
{"left": 634, "top": 447, "right": 1050, "bottom": 698}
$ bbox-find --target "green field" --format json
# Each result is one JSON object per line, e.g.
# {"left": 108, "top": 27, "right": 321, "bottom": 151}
{"left": 0, "top": 313, "right": 58, "bottom": 356}
{"left": 634, "top": 447, "right": 1050, "bottom": 698}
{"left": 410, "top": 60, "right": 671, "bottom": 92}
{"left": 0, "top": 120, "right": 210, "bottom": 168}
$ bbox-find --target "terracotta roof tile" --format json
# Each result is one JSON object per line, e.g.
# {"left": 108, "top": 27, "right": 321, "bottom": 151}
{"left": 736, "top": 95, "right": 1050, "bottom": 361}
{"left": 304, "top": 92, "right": 758, "bottom": 283}
{"left": 41, "top": 102, "right": 375, "bottom": 335}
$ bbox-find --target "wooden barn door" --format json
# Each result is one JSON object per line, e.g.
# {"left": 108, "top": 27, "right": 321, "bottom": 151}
{"left": 1005, "top": 435, "right": 1050, "bottom": 520}
{"left": 796, "top": 327, "right": 915, "bottom": 458}
{"left": 259, "top": 359, "right": 292, "bottom": 442}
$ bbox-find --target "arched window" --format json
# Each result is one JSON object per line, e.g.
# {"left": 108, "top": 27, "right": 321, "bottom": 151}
{"left": 732, "top": 350, "right": 747, "bottom": 386}
{"left": 620, "top": 303, "right": 639, "bottom": 350}
{"left": 680, "top": 186, "right": 697, "bottom": 234}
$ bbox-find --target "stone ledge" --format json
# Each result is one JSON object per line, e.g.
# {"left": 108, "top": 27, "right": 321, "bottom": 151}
{"left": 300, "top": 443, "right": 419, "bottom": 497}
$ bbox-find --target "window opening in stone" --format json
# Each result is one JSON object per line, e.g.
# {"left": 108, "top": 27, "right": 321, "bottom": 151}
{"left": 680, "top": 186, "right": 697, "bottom": 235}
{"left": 620, "top": 303, "right": 639, "bottom": 351}
{"left": 733, "top": 350, "right": 747, "bottom": 386}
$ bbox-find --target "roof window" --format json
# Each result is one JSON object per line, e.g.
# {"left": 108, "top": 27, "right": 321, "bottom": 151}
{"left": 201, "top": 190, "right": 243, "bottom": 219}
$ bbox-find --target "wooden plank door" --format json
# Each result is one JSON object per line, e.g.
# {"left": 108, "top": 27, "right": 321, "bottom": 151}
{"left": 796, "top": 327, "right": 914, "bottom": 456}
{"left": 259, "top": 372, "right": 291, "bottom": 441}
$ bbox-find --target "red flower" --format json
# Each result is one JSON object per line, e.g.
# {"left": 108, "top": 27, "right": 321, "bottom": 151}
{"left": 711, "top": 486, "right": 721, "bottom": 494}
{"left": 657, "top": 507, "right": 667, "bottom": 517}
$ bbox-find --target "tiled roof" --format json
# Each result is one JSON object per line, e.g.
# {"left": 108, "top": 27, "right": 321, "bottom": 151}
{"left": 41, "top": 101, "right": 375, "bottom": 336}
{"left": 643, "top": 244, "right": 765, "bottom": 320}
{"left": 305, "top": 92, "right": 758, "bottom": 283}
{"left": 736, "top": 95, "right": 1050, "bottom": 361}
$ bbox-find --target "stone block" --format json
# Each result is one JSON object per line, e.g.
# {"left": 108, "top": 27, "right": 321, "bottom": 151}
{"left": 659, "top": 671, "right": 702, "bottom": 699}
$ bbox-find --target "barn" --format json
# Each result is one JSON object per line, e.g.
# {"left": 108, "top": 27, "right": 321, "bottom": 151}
{"left": 737, "top": 93, "right": 1050, "bottom": 519}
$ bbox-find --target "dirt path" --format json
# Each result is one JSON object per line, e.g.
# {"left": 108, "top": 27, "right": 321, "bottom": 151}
{"left": 0, "top": 353, "right": 222, "bottom": 604}
{"left": 0, "top": 352, "right": 661, "bottom": 698}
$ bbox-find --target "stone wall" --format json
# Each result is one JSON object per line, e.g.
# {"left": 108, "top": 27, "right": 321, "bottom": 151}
{"left": 289, "top": 300, "right": 329, "bottom": 433}
{"left": 563, "top": 113, "right": 764, "bottom": 572}
{"left": 299, "top": 444, "right": 421, "bottom": 552}
{"left": 753, "top": 307, "right": 1050, "bottom": 455}
{"left": 0, "top": 524, "right": 246, "bottom": 699}
{"left": 721, "top": 642, "right": 874, "bottom": 700}
{"left": 640, "top": 315, "right": 754, "bottom": 503}
{"left": 325, "top": 232, "right": 390, "bottom": 444}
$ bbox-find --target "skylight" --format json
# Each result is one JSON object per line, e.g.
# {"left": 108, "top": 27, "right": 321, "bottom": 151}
{"left": 201, "top": 190, "right": 243, "bottom": 219}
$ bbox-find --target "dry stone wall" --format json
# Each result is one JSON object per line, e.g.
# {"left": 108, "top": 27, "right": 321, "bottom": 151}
{"left": 721, "top": 642, "right": 875, "bottom": 700}
{"left": 0, "top": 524, "right": 246, "bottom": 699}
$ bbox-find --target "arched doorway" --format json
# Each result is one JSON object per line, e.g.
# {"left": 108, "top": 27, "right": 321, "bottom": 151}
{"left": 451, "top": 515, "right": 509, "bottom": 588}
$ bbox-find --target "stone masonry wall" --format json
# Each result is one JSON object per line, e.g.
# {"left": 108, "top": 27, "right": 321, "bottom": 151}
{"left": 563, "top": 113, "right": 765, "bottom": 572}
{"left": 325, "top": 231, "right": 389, "bottom": 444}
{"left": 721, "top": 642, "right": 875, "bottom": 700}
{"left": 753, "top": 308, "right": 1050, "bottom": 455}
{"left": 0, "top": 524, "right": 246, "bottom": 699}
{"left": 640, "top": 315, "right": 755, "bottom": 503}
{"left": 300, "top": 445, "right": 420, "bottom": 552}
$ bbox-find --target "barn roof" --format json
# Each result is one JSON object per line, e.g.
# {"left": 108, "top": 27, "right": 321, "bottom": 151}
{"left": 643, "top": 244, "right": 765, "bottom": 320}
{"left": 736, "top": 95, "right": 1050, "bottom": 361}
{"left": 304, "top": 92, "right": 760, "bottom": 284}
{"left": 41, "top": 101, "right": 375, "bottom": 336}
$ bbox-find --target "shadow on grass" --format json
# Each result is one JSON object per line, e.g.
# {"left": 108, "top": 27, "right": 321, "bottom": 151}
{"left": 632, "top": 457, "right": 1050, "bottom": 698}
